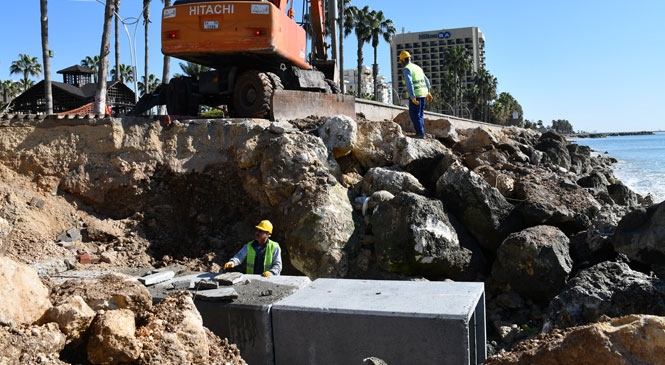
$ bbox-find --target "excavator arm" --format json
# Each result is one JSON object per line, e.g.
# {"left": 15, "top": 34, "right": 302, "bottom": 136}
{"left": 309, "top": 0, "right": 327, "bottom": 62}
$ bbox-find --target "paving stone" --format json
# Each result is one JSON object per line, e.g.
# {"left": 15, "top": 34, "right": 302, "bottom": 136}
{"left": 193, "top": 287, "right": 239, "bottom": 301}
{"left": 214, "top": 272, "right": 244, "bottom": 285}
{"left": 138, "top": 270, "right": 176, "bottom": 286}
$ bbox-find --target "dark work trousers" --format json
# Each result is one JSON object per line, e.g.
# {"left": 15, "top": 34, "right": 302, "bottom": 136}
{"left": 409, "top": 97, "right": 427, "bottom": 136}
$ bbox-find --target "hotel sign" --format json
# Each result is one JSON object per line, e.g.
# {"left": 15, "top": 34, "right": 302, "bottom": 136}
{"left": 419, "top": 31, "right": 451, "bottom": 40}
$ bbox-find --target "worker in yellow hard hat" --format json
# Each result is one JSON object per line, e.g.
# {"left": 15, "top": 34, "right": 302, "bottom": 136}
{"left": 223, "top": 220, "right": 282, "bottom": 277}
{"left": 399, "top": 50, "right": 433, "bottom": 139}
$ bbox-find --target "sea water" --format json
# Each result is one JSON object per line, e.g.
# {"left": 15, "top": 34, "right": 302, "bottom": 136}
{"left": 570, "top": 132, "right": 665, "bottom": 203}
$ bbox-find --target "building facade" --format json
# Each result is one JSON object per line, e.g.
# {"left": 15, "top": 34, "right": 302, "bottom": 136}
{"left": 391, "top": 27, "right": 485, "bottom": 102}
{"left": 343, "top": 66, "right": 393, "bottom": 104}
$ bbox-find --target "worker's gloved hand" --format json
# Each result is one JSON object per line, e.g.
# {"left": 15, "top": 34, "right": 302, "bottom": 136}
{"left": 426, "top": 93, "right": 433, "bottom": 103}
{"left": 262, "top": 271, "right": 272, "bottom": 277}
{"left": 411, "top": 97, "right": 419, "bottom": 105}
{"left": 223, "top": 262, "right": 234, "bottom": 270}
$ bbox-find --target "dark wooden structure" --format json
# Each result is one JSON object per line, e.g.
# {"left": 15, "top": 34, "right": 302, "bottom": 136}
{"left": 10, "top": 65, "right": 136, "bottom": 114}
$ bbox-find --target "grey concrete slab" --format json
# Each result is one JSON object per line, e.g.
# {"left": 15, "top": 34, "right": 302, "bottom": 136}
{"left": 194, "top": 274, "right": 312, "bottom": 365}
{"left": 272, "top": 279, "right": 486, "bottom": 365}
{"left": 194, "top": 287, "right": 238, "bottom": 301}
{"left": 137, "top": 270, "right": 175, "bottom": 285}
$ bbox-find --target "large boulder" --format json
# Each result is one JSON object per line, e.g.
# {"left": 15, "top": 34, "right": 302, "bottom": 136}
{"left": 612, "top": 201, "right": 665, "bottom": 265}
{"left": 318, "top": 115, "right": 358, "bottom": 159}
{"left": 137, "top": 292, "right": 215, "bottom": 364}
{"left": 351, "top": 120, "right": 403, "bottom": 170}
{"left": 491, "top": 225, "right": 573, "bottom": 302}
{"left": 544, "top": 260, "right": 665, "bottom": 330}
{"left": 392, "top": 136, "right": 456, "bottom": 190}
{"left": 535, "top": 131, "right": 571, "bottom": 170}
{"left": 511, "top": 168, "right": 601, "bottom": 234}
{"left": 360, "top": 166, "right": 426, "bottom": 197}
{"left": 0, "top": 322, "right": 67, "bottom": 364}
{"left": 455, "top": 127, "right": 499, "bottom": 154}
{"left": 286, "top": 182, "right": 355, "bottom": 278}
{"left": 485, "top": 314, "right": 665, "bottom": 365}
{"left": 44, "top": 295, "right": 96, "bottom": 346}
{"left": 0, "top": 256, "right": 52, "bottom": 326}
{"left": 87, "top": 309, "right": 142, "bottom": 365}
{"left": 436, "top": 163, "right": 521, "bottom": 254}
{"left": 370, "top": 191, "right": 486, "bottom": 280}
{"left": 50, "top": 272, "right": 153, "bottom": 313}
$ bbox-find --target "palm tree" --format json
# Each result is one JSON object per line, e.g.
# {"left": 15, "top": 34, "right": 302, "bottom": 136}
{"left": 114, "top": 0, "right": 121, "bottom": 81}
{"left": 160, "top": 0, "right": 171, "bottom": 115}
{"left": 472, "top": 68, "right": 497, "bottom": 122}
{"left": 1, "top": 80, "right": 20, "bottom": 111}
{"left": 178, "top": 62, "right": 210, "bottom": 77}
{"left": 442, "top": 46, "right": 473, "bottom": 116}
{"left": 138, "top": 74, "right": 161, "bottom": 96}
{"left": 345, "top": 5, "right": 372, "bottom": 98}
{"left": 367, "top": 10, "right": 395, "bottom": 101}
{"left": 110, "top": 63, "right": 134, "bottom": 84}
{"left": 40, "top": 0, "right": 53, "bottom": 114}
{"left": 93, "top": 0, "right": 116, "bottom": 114}
{"left": 10, "top": 54, "right": 42, "bottom": 92}
{"left": 81, "top": 55, "right": 101, "bottom": 83}
{"left": 143, "top": 0, "right": 151, "bottom": 97}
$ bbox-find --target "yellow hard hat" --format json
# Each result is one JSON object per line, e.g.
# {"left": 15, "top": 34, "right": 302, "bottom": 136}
{"left": 399, "top": 50, "right": 411, "bottom": 61}
{"left": 255, "top": 220, "right": 273, "bottom": 234}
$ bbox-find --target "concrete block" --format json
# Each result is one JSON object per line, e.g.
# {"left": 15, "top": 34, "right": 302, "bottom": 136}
{"left": 272, "top": 279, "right": 486, "bottom": 365}
{"left": 195, "top": 275, "right": 312, "bottom": 365}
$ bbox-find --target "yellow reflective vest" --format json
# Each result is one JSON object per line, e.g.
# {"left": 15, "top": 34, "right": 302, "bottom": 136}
{"left": 403, "top": 63, "right": 429, "bottom": 97}
{"left": 246, "top": 239, "right": 278, "bottom": 274}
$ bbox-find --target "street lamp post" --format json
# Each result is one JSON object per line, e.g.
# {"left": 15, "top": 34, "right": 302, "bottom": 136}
{"left": 91, "top": 0, "right": 143, "bottom": 103}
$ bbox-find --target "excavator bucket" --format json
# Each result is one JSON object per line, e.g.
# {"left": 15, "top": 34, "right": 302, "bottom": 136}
{"left": 271, "top": 90, "right": 356, "bottom": 122}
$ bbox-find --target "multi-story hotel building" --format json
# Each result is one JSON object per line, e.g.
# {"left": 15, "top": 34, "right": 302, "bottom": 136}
{"left": 391, "top": 27, "right": 486, "bottom": 102}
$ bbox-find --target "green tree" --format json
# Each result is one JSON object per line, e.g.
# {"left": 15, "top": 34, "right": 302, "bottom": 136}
{"left": 110, "top": 63, "right": 134, "bottom": 83}
{"left": 1, "top": 80, "right": 20, "bottom": 112}
{"left": 551, "top": 119, "right": 574, "bottom": 134}
{"left": 469, "top": 68, "right": 497, "bottom": 122}
{"left": 437, "top": 72, "right": 458, "bottom": 114}
{"left": 178, "top": 62, "right": 210, "bottom": 77}
{"left": 81, "top": 55, "right": 101, "bottom": 83}
{"left": 138, "top": 74, "right": 161, "bottom": 96}
{"left": 10, "top": 54, "right": 42, "bottom": 92}
{"left": 1, "top": 80, "right": 19, "bottom": 101}
{"left": 345, "top": 5, "right": 372, "bottom": 97}
{"left": 367, "top": 10, "right": 395, "bottom": 101}
{"left": 442, "top": 46, "right": 473, "bottom": 116}
{"left": 491, "top": 92, "right": 522, "bottom": 126}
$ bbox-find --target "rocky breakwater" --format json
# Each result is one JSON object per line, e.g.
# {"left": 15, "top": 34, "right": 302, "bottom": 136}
{"left": 2, "top": 113, "right": 665, "bottom": 362}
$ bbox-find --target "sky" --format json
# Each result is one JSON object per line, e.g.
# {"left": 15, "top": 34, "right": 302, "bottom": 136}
{"left": 1, "top": 0, "right": 663, "bottom": 133}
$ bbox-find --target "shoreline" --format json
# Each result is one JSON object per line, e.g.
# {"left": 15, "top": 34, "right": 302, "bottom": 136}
{"left": 569, "top": 130, "right": 655, "bottom": 139}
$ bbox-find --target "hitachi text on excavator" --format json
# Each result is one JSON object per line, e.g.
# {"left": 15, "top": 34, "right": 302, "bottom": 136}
{"left": 132, "top": 0, "right": 354, "bottom": 121}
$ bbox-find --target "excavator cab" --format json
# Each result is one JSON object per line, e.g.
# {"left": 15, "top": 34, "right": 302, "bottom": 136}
{"left": 132, "top": 0, "right": 354, "bottom": 120}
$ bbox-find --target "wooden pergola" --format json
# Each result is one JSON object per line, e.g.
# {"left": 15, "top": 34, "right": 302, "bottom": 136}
{"left": 10, "top": 65, "right": 136, "bottom": 114}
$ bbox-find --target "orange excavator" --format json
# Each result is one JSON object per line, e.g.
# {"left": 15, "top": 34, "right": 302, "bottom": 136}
{"left": 132, "top": 0, "right": 354, "bottom": 120}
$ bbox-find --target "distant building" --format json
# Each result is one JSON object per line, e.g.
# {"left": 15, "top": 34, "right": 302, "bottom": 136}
{"left": 9, "top": 65, "right": 135, "bottom": 114}
{"left": 342, "top": 66, "right": 393, "bottom": 104}
{"left": 391, "top": 27, "right": 486, "bottom": 103}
